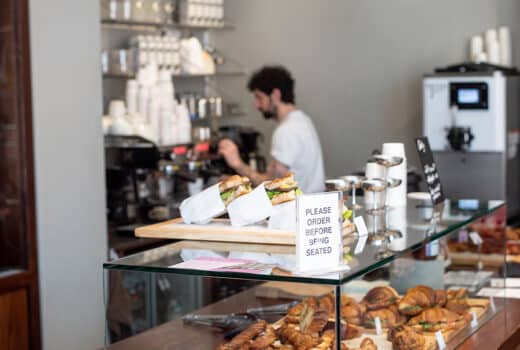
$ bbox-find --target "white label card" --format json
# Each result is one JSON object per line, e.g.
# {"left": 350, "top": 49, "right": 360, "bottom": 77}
{"left": 490, "top": 296, "right": 497, "bottom": 313}
{"left": 435, "top": 331, "right": 446, "bottom": 350}
{"left": 374, "top": 317, "right": 382, "bottom": 335}
{"left": 469, "top": 231, "right": 483, "bottom": 245}
{"left": 296, "top": 192, "right": 342, "bottom": 273}
{"left": 471, "top": 311, "right": 478, "bottom": 328}
{"left": 354, "top": 217, "right": 368, "bottom": 255}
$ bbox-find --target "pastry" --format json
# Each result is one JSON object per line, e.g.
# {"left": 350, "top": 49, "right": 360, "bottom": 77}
{"left": 364, "top": 305, "right": 406, "bottom": 328}
{"left": 358, "top": 337, "right": 377, "bottom": 350}
{"left": 341, "top": 296, "right": 367, "bottom": 325}
{"left": 286, "top": 298, "right": 318, "bottom": 323}
{"left": 434, "top": 290, "right": 447, "bottom": 307}
{"left": 362, "top": 286, "right": 399, "bottom": 310}
{"left": 299, "top": 304, "right": 329, "bottom": 334}
{"left": 445, "top": 288, "right": 469, "bottom": 314}
{"left": 388, "top": 325, "right": 425, "bottom": 350}
{"left": 278, "top": 322, "right": 318, "bottom": 349}
{"left": 217, "top": 320, "right": 266, "bottom": 350}
{"left": 407, "top": 307, "right": 469, "bottom": 333}
{"left": 250, "top": 325, "right": 276, "bottom": 350}
{"left": 398, "top": 285, "right": 436, "bottom": 316}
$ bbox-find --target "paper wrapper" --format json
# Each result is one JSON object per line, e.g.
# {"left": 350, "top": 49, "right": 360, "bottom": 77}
{"left": 268, "top": 201, "right": 296, "bottom": 232}
{"left": 227, "top": 184, "right": 273, "bottom": 227}
{"left": 179, "top": 183, "right": 226, "bottom": 224}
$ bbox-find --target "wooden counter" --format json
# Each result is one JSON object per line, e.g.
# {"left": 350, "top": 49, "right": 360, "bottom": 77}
{"left": 103, "top": 289, "right": 520, "bottom": 350}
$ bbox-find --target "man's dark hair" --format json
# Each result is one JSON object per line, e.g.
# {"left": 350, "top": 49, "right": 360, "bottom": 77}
{"left": 247, "top": 66, "right": 295, "bottom": 104}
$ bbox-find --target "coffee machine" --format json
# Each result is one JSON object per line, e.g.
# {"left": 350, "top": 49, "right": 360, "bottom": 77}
{"left": 423, "top": 62, "right": 520, "bottom": 218}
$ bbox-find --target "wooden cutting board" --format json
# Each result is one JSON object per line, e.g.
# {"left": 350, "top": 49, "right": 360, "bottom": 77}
{"left": 136, "top": 218, "right": 356, "bottom": 246}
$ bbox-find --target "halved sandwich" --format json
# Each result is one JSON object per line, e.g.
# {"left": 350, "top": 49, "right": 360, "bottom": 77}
{"left": 219, "top": 175, "right": 252, "bottom": 206}
{"left": 407, "top": 307, "right": 470, "bottom": 333}
{"left": 264, "top": 173, "right": 302, "bottom": 205}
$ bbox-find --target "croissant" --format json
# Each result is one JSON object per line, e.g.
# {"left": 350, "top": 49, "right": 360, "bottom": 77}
{"left": 362, "top": 286, "right": 399, "bottom": 310}
{"left": 278, "top": 322, "right": 318, "bottom": 349}
{"left": 364, "top": 305, "right": 406, "bottom": 328}
{"left": 286, "top": 298, "right": 319, "bottom": 323}
{"left": 341, "top": 297, "right": 367, "bottom": 325}
{"left": 389, "top": 325, "right": 425, "bottom": 350}
{"left": 445, "top": 288, "right": 469, "bottom": 314}
{"left": 358, "top": 337, "right": 377, "bottom": 350}
{"left": 434, "top": 290, "right": 447, "bottom": 307}
{"left": 250, "top": 325, "right": 276, "bottom": 350}
{"left": 398, "top": 285, "right": 436, "bottom": 316}
{"left": 408, "top": 307, "right": 468, "bottom": 332}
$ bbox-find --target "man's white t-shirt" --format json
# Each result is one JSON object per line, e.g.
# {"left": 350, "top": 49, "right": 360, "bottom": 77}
{"left": 271, "top": 110, "right": 325, "bottom": 193}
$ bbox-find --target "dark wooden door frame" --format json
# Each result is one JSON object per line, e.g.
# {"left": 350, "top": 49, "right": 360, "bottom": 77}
{"left": 0, "top": 0, "right": 41, "bottom": 348}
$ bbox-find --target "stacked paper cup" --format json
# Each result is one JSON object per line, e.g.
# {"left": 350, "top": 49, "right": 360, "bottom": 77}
{"left": 498, "top": 26, "right": 512, "bottom": 67}
{"left": 364, "top": 161, "right": 385, "bottom": 207}
{"left": 382, "top": 143, "right": 407, "bottom": 207}
{"left": 485, "top": 29, "right": 500, "bottom": 65}
{"left": 470, "top": 35, "right": 484, "bottom": 62}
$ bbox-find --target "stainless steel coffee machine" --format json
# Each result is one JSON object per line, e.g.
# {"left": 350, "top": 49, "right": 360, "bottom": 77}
{"left": 423, "top": 63, "right": 520, "bottom": 218}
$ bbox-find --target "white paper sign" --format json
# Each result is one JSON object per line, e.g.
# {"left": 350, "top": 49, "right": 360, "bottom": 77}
{"left": 490, "top": 296, "right": 497, "bottom": 313}
{"left": 469, "top": 231, "right": 483, "bottom": 245}
{"left": 471, "top": 311, "right": 478, "bottom": 328}
{"left": 296, "top": 192, "right": 342, "bottom": 272}
{"left": 374, "top": 317, "right": 382, "bottom": 335}
{"left": 435, "top": 331, "right": 446, "bottom": 350}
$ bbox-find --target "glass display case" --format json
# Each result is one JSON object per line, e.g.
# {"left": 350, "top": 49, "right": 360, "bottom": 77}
{"left": 103, "top": 199, "right": 507, "bottom": 350}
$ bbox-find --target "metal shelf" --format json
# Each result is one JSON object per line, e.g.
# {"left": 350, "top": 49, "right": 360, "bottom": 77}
{"left": 103, "top": 71, "right": 246, "bottom": 80}
{"left": 101, "top": 19, "right": 235, "bottom": 31}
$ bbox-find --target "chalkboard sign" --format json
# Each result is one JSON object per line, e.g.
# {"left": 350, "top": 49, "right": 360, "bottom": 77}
{"left": 415, "top": 137, "right": 445, "bottom": 205}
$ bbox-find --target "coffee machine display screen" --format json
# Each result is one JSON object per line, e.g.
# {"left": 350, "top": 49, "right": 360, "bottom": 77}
{"left": 450, "top": 82, "right": 488, "bottom": 110}
{"left": 457, "top": 89, "right": 479, "bottom": 103}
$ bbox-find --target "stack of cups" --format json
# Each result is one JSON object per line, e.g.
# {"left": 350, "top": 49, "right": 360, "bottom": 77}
{"left": 382, "top": 142, "right": 407, "bottom": 207}
{"left": 498, "top": 26, "right": 512, "bottom": 67}
{"left": 485, "top": 29, "right": 500, "bottom": 65}
{"left": 470, "top": 35, "right": 484, "bottom": 62}
{"left": 364, "top": 161, "right": 385, "bottom": 208}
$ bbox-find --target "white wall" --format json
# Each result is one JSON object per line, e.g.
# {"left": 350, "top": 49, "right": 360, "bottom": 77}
{"left": 29, "top": 0, "right": 107, "bottom": 349}
{"left": 216, "top": 0, "right": 520, "bottom": 176}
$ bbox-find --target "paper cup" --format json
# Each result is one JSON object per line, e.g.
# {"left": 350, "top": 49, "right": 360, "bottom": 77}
{"left": 227, "top": 184, "right": 273, "bottom": 227}
{"left": 382, "top": 142, "right": 405, "bottom": 157}
{"left": 180, "top": 183, "right": 226, "bottom": 224}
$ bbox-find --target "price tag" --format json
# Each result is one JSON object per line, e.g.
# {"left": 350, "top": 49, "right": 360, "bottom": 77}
{"left": 374, "top": 317, "right": 382, "bottom": 335}
{"left": 354, "top": 217, "right": 368, "bottom": 255}
{"left": 296, "top": 192, "right": 342, "bottom": 273}
{"left": 490, "top": 296, "right": 497, "bottom": 313}
{"left": 469, "top": 232, "right": 483, "bottom": 245}
{"left": 471, "top": 310, "right": 478, "bottom": 328}
{"left": 435, "top": 331, "right": 446, "bottom": 350}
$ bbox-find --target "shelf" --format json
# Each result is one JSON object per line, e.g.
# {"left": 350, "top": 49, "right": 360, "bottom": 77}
{"left": 101, "top": 19, "right": 235, "bottom": 31}
{"left": 103, "top": 71, "right": 246, "bottom": 80}
{"left": 104, "top": 200, "right": 505, "bottom": 285}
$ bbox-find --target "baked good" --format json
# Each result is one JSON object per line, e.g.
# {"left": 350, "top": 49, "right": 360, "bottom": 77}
{"left": 407, "top": 307, "right": 469, "bottom": 333}
{"left": 358, "top": 337, "right": 377, "bottom": 350}
{"left": 362, "top": 286, "right": 399, "bottom": 310}
{"left": 341, "top": 296, "right": 366, "bottom": 326}
{"left": 388, "top": 325, "right": 425, "bottom": 350}
{"left": 217, "top": 320, "right": 266, "bottom": 350}
{"left": 398, "top": 285, "right": 436, "bottom": 316}
{"left": 434, "top": 290, "right": 447, "bottom": 307}
{"left": 264, "top": 173, "right": 302, "bottom": 205}
{"left": 219, "top": 175, "right": 252, "bottom": 206}
{"left": 364, "top": 305, "right": 406, "bottom": 328}
{"left": 445, "top": 288, "right": 469, "bottom": 314}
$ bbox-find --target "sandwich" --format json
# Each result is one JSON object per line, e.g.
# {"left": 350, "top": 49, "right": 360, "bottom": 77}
{"left": 264, "top": 173, "right": 302, "bottom": 205}
{"left": 388, "top": 325, "right": 427, "bottom": 350}
{"left": 398, "top": 285, "right": 437, "bottom": 316}
{"left": 407, "top": 307, "right": 469, "bottom": 333}
{"left": 364, "top": 305, "right": 407, "bottom": 329}
{"left": 219, "top": 175, "right": 252, "bottom": 206}
{"left": 362, "top": 286, "right": 400, "bottom": 310}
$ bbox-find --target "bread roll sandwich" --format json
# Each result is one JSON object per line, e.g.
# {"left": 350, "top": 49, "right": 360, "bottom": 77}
{"left": 219, "top": 175, "right": 252, "bottom": 206}
{"left": 407, "top": 307, "right": 469, "bottom": 332}
{"left": 264, "top": 173, "right": 302, "bottom": 205}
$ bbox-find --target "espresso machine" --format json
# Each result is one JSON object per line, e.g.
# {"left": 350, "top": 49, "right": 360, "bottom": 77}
{"left": 423, "top": 62, "right": 520, "bottom": 218}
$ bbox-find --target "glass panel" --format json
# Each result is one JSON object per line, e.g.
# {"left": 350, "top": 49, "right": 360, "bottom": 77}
{"left": 340, "top": 208, "right": 505, "bottom": 350}
{"left": 0, "top": 0, "right": 26, "bottom": 271}
{"left": 104, "top": 269, "right": 340, "bottom": 348}
{"left": 104, "top": 200, "right": 505, "bottom": 285}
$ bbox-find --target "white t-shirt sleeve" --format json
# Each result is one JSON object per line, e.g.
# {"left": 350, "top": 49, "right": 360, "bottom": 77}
{"left": 271, "top": 127, "right": 299, "bottom": 168}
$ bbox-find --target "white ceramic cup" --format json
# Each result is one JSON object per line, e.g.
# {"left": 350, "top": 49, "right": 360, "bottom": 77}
{"left": 382, "top": 142, "right": 405, "bottom": 157}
